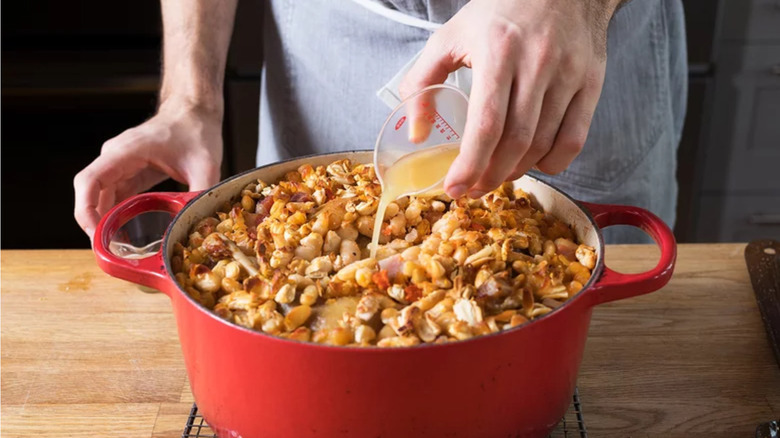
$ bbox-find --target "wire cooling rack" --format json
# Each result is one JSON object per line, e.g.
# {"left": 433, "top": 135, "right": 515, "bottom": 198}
{"left": 549, "top": 388, "right": 588, "bottom": 438}
{"left": 182, "top": 388, "right": 587, "bottom": 438}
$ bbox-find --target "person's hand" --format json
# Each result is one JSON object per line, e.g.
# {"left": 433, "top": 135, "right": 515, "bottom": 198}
{"left": 400, "top": 0, "right": 620, "bottom": 199}
{"left": 73, "top": 99, "right": 223, "bottom": 241}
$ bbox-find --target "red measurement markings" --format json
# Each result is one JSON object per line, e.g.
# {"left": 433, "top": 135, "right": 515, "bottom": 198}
{"left": 395, "top": 116, "right": 407, "bottom": 131}
{"left": 432, "top": 111, "right": 461, "bottom": 141}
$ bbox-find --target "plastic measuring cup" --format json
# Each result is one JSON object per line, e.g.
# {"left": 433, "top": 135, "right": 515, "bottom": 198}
{"left": 373, "top": 84, "right": 469, "bottom": 196}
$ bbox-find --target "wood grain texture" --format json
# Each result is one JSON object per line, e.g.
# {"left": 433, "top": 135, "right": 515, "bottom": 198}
{"left": 2, "top": 246, "right": 779, "bottom": 438}
{"left": 581, "top": 243, "right": 780, "bottom": 437}
{"left": 1, "top": 250, "right": 187, "bottom": 437}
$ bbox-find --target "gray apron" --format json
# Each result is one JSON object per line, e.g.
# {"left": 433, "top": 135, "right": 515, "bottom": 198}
{"left": 258, "top": 0, "right": 688, "bottom": 243}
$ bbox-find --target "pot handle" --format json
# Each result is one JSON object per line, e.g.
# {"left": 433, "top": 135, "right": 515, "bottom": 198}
{"left": 579, "top": 201, "right": 677, "bottom": 306}
{"left": 93, "top": 192, "right": 200, "bottom": 296}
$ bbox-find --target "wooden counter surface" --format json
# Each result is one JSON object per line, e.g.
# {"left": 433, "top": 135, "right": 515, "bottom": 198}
{"left": 2, "top": 244, "right": 779, "bottom": 437}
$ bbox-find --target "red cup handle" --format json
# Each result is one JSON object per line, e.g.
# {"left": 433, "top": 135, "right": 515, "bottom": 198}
{"left": 579, "top": 201, "right": 677, "bottom": 306}
{"left": 93, "top": 192, "right": 200, "bottom": 296}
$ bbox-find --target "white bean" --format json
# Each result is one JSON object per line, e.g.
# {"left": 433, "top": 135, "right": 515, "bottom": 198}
{"left": 340, "top": 239, "right": 361, "bottom": 266}
{"left": 323, "top": 230, "right": 342, "bottom": 254}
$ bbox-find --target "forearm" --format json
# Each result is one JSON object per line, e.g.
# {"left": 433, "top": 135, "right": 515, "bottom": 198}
{"left": 159, "top": 0, "right": 238, "bottom": 114}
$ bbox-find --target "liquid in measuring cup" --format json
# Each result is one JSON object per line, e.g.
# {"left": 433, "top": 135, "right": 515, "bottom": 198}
{"left": 370, "top": 143, "right": 460, "bottom": 259}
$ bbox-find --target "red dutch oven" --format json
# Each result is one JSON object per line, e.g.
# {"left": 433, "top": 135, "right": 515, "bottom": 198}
{"left": 94, "top": 151, "right": 676, "bottom": 438}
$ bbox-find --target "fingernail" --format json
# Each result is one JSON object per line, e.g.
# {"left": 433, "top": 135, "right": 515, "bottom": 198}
{"left": 467, "top": 189, "right": 486, "bottom": 199}
{"left": 447, "top": 184, "right": 468, "bottom": 199}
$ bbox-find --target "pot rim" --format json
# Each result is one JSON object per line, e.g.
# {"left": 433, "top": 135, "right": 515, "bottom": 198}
{"left": 162, "top": 149, "right": 606, "bottom": 352}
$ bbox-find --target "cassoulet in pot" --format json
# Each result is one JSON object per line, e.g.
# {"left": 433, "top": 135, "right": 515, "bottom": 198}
{"left": 171, "top": 159, "right": 596, "bottom": 347}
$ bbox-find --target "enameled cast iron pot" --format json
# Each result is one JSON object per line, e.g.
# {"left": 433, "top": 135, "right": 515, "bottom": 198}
{"left": 94, "top": 151, "right": 676, "bottom": 438}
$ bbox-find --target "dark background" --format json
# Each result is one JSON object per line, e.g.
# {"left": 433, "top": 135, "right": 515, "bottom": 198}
{"left": 2, "top": 0, "right": 778, "bottom": 249}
